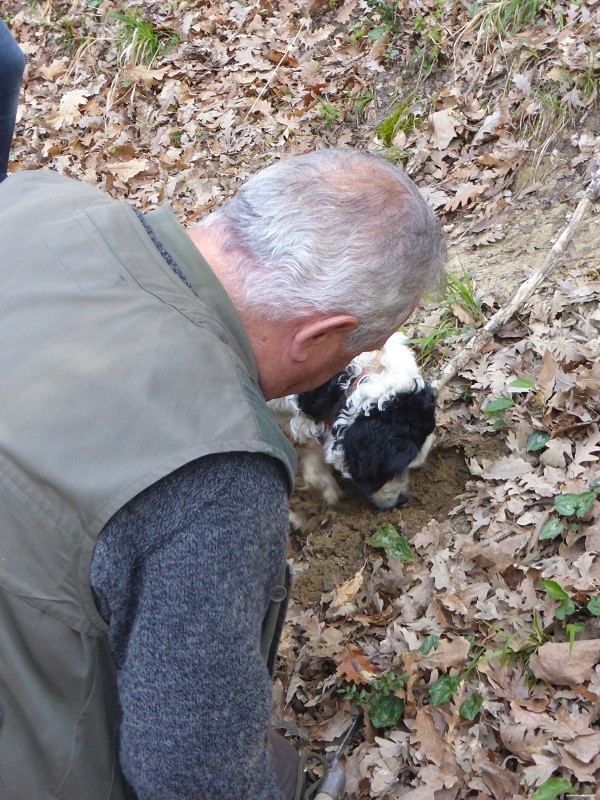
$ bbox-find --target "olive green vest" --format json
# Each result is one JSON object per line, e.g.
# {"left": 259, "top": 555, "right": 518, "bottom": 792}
{"left": 0, "top": 170, "right": 297, "bottom": 799}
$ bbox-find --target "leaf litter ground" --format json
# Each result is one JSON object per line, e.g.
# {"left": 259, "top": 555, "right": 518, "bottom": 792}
{"left": 6, "top": 0, "right": 600, "bottom": 796}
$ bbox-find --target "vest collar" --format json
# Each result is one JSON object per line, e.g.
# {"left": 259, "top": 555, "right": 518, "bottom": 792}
{"left": 144, "top": 204, "right": 258, "bottom": 379}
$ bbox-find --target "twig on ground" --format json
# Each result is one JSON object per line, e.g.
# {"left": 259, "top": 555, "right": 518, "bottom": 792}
{"left": 432, "top": 170, "right": 600, "bottom": 393}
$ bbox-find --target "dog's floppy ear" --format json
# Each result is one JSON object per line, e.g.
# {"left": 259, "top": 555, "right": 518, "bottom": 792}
{"left": 409, "top": 383, "right": 436, "bottom": 437}
{"left": 342, "top": 385, "right": 436, "bottom": 495}
{"left": 297, "top": 369, "right": 350, "bottom": 423}
{"left": 342, "top": 414, "right": 420, "bottom": 493}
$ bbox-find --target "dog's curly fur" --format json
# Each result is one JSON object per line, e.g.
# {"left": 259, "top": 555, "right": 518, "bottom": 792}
{"left": 331, "top": 385, "right": 436, "bottom": 507}
{"left": 269, "top": 333, "right": 436, "bottom": 509}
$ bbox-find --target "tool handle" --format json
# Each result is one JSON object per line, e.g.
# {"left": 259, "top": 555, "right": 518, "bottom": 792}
{"left": 313, "top": 761, "right": 346, "bottom": 800}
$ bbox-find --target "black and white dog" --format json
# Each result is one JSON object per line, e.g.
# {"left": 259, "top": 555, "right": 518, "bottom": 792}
{"left": 269, "top": 333, "right": 436, "bottom": 509}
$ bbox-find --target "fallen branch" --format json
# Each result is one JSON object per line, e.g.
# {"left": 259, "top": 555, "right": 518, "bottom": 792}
{"left": 432, "top": 171, "right": 600, "bottom": 393}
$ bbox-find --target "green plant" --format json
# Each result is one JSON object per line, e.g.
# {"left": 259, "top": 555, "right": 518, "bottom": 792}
{"left": 411, "top": 2, "right": 445, "bottom": 78}
{"left": 367, "top": 523, "right": 414, "bottom": 563}
{"left": 317, "top": 102, "right": 340, "bottom": 128}
{"left": 541, "top": 579, "right": 575, "bottom": 621}
{"left": 479, "top": 612, "right": 548, "bottom": 681}
{"left": 352, "top": 88, "right": 373, "bottom": 120}
{"left": 539, "top": 480, "right": 599, "bottom": 541}
{"left": 375, "top": 100, "right": 416, "bottom": 146}
{"left": 579, "top": 45, "right": 598, "bottom": 104}
{"left": 411, "top": 267, "right": 483, "bottom": 367}
{"left": 540, "top": 579, "right": 600, "bottom": 641}
{"left": 350, "top": 0, "right": 400, "bottom": 44}
{"left": 483, "top": 377, "right": 537, "bottom": 429}
{"left": 42, "top": 10, "right": 97, "bottom": 63}
{"left": 469, "top": 0, "right": 552, "bottom": 39}
{"left": 339, "top": 672, "right": 407, "bottom": 729}
{"left": 411, "top": 322, "right": 458, "bottom": 367}
{"left": 459, "top": 691, "right": 484, "bottom": 720}
{"left": 419, "top": 634, "right": 439, "bottom": 655}
{"left": 427, "top": 647, "right": 486, "bottom": 716}
{"left": 428, "top": 673, "right": 460, "bottom": 706}
{"left": 588, "top": 595, "right": 600, "bottom": 616}
{"left": 565, "top": 622, "right": 585, "bottom": 653}
{"left": 531, "top": 776, "right": 573, "bottom": 800}
{"left": 384, "top": 146, "right": 411, "bottom": 164}
{"left": 482, "top": 395, "right": 514, "bottom": 428}
{"left": 525, "top": 430, "right": 551, "bottom": 452}
{"left": 110, "top": 9, "right": 179, "bottom": 66}
{"left": 444, "top": 269, "right": 484, "bottom": 323}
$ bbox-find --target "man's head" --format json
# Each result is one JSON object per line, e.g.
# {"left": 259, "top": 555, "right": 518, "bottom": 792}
{"left": 190, "top": 148, "right": 445, "bottom": 398}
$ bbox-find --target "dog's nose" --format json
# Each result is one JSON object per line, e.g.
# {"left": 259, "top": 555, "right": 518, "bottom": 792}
{"left": 395, "top": 493, "right": 409, "bottom": 507}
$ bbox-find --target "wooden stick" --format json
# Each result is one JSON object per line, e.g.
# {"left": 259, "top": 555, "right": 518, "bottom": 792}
{"left": 431, "top": 171, "right": 600, "bottom": 392}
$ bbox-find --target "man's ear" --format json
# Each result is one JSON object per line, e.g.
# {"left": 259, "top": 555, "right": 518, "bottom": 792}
{"left": 290, "top": 315, "right": 358, "bottom": 362}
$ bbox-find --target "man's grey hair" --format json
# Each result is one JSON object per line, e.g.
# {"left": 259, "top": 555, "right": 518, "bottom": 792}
{"left": 198, "top": 148, "right": 445, "bottom": 352}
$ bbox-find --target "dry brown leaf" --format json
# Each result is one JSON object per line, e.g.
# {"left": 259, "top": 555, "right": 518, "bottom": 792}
{"left": 410, "top": 707, "right": 447, "bottom": 766}
{"left": 367, "top": 32, "right": 390, "bottom": 64}
{"left": 539, "top": 438, "right": 572, "bottom": 469}
{"left": 450, "top": 302, "right": 477, "bottom": 326}
{"left": 529, "top": 640, "right": 600, "bottom": 686}
{"left": 336, "top": 0, "right": 358, "bottom": 24}
{"left": 321, "top": 566, "right": 364, "bottom": 613}
{"left": 521, "top": 753, "right": 562, "bottom": 787}
{"left": 430, "top": 108, "right": 461, "bottom": 149}
{"left": 499, "top": 720, "right": 549, "bottom": 761}
{"left": 481, "top": 457, "right": 533, "bottom": 480}
{"left": 50, "top": 89, "right": 89, "bottom": 129}
{"left": 586, "top": 522, "right": 600, "bottom": 554}
{"left": 444, "top": 182, "right": 488, "bottom": 212}
{"left": 334, "top": 643, "right": 378, "bottom": 684}
{"left": 304, "top": 25, "right": 335, "bottom": 45}
{"left": 126, "top": 64, "right": 170, "bottom": 86}
{"left": 480, "top": 762, "right": 521, "bottom": 798}
{"left": 41, "top": 59, "right": 68, "bottom": 81}
{"left": 563, "top": 732, "right": 600, "bottom": 764}
{"left": 106, "top": 159, "right": 152, "bottom": 182}
{"left": 557, "top": 746, "right": 600, "bottom": 783}
{"left": 419, "top": 637, "right": 471, "bottom": 671}
{"left": 307, "top": 709, "right": 355, "bottom": 742}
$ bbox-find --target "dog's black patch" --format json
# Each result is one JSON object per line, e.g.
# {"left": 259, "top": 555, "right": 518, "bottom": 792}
{"left": 297, "top": 369, "right": 351, "bottom": 423}
{"left": 342, "top": 384, "right": 436, "bottom": 503}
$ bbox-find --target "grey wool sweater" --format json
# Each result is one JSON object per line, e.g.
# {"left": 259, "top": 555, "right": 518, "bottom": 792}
{"left": 91, "top": 452, "right": 290, "bottom": 800}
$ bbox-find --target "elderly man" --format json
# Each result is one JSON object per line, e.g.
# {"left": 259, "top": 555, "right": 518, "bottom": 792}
{"left": 0, "top": 149, "right": 444, "bottom": 800}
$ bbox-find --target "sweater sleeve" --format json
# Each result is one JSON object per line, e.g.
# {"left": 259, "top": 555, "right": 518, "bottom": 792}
{"left": 90, "top": 452, "right": 290, "bottom": 800}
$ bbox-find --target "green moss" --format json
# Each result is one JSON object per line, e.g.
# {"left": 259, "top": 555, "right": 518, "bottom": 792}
{"left": 375, "top": 101, "right": 416, "bottom": 146}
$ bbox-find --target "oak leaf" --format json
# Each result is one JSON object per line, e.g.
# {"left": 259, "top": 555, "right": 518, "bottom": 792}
{"left": 529, "top": 640, "right": 600, "bottom": 686}
{"left": 51, "top": 89, "right": 89, "bottom": 128}
{"left": 430, "top": 108, "right": 461, "bottom": 149}
{"left": 563, "top": 732, "right": 600, "bottom": 764}
{"left": 334, "top": 643, "right": 378, "bottom": 684}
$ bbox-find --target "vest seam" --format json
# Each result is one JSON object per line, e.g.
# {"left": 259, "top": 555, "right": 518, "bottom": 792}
{"left": 0, "top": 458, "right": 75, "bottom": 532}
{"left": 52, "top": 640, "right": 105, "bottom": 799}
{"left": 89, "top": 438, "right": 289, "bottom": 536}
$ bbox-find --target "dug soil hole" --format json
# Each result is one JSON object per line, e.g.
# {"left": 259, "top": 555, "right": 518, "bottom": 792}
{"left": 291, "top": 438, "right": 492, "bottom": 606}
